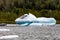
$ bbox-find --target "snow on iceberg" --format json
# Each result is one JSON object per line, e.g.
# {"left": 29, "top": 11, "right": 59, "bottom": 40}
{"left": 15, "top": 13, "right": 56, "bottom": 26}
{"left": 15, "top": 13, "right": 36, "bottom": 21}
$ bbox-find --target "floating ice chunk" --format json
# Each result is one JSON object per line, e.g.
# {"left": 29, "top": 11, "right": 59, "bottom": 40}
{"left": 0, "top": 35, "right": 19, "bottom": 39}
{"left": 44, "top": 35, "right": 50, "bottom": 37}
{"left": 0, "top": 29, "right": 10, "bottom": 31}
{"left": 15, "top": 13, "right": 56, "bottom": 26}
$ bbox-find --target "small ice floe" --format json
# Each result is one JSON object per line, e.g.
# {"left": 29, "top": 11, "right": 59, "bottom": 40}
{"left": 0, "top": 29, "right": 10, "bottom": 31}
{"left": 0, "top": 35, "right": 19, "bottom": 39}
{"left": 44, "top": 35, "right": 50, "bottom": 38}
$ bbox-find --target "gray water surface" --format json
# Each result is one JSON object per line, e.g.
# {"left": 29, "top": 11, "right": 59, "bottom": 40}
{"left": 0, "top": 24, "right": 60, "bottom": 40}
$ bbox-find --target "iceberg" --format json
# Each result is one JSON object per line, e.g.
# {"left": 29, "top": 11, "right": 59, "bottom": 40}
{"left": 15, "top": 13, "right": 56, "bottom": 26}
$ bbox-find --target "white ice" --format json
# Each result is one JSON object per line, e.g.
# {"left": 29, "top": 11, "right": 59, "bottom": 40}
{"left": 0, "top": 35, "right": 19, "bottom": 39}
{"left": 15, "top": 13, "right": 56, "bottom": 26}
{"left": 0, "top": 29, "right": 10, "bottom": 31}
{"left": 15, "top": 13, "right": 37, "bottom": 21}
